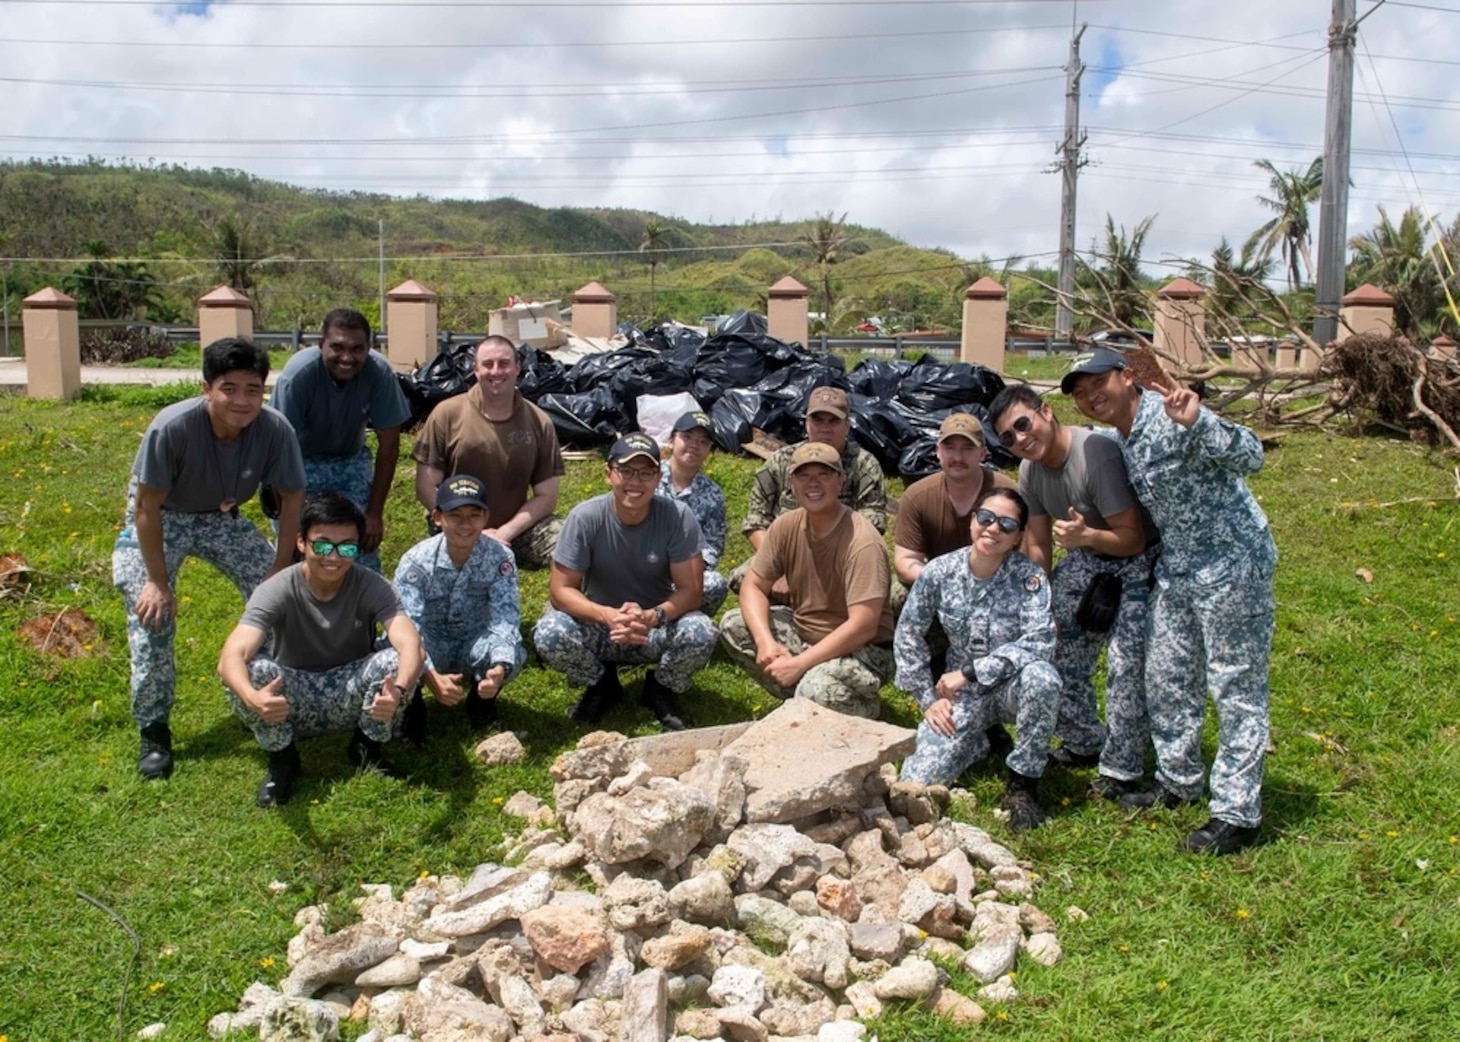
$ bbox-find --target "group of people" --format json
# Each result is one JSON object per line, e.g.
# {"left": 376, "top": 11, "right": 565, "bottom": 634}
{"left": 113, "top": 314, "right": 1276, "bottom": 855}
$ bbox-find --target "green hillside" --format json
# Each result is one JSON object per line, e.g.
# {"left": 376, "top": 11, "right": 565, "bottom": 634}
{"left": 0, "top": 160, "right": 1045, "bottom": 334}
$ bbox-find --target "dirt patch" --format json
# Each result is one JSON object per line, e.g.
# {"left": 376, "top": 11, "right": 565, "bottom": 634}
{"left": 18, "top": 608, "right": 101, "bottom": 658}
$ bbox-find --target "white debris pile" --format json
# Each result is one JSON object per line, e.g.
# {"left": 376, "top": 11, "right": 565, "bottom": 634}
{"left": 210, "top": 700, "right": 1069, "bottom": 1042}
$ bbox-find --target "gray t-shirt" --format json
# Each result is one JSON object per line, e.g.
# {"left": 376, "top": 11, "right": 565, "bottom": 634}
{"left": 270, "top": 347, "right": 412, "bottom": 459}
{"left": 554, "top": 493, "right": 703, "bottom": 607}
{"left": 241, "top": 564, "right": 401, "bottom": 671}
{"left": 1018, "top": 427, "right": 1159, "bottom": 544}
{"left": 132, "top": 397, "right": 305, "bottom": 513}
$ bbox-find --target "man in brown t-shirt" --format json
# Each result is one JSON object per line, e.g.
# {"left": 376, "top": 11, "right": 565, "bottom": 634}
{"left": 719, "top": 442, "right": 895, "bottom": 719}
{"left": 412, "top": 336, "right": 565, "bottom": 568}
{"left": 893, "top": 412, "right": 1015, "bottom": 592}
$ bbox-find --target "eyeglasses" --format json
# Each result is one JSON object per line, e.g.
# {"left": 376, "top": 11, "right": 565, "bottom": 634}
{"left": 974, "top": 508, "right": 1022, "bottom": 534}
{"left": 309, "top": 539, "right": 361, "bottom": 559}
{"left": 614, "top": 466, "right": 660, "bottom": 482}
{"left": 997, "top": 415, "right": 1035, "bottom": 448}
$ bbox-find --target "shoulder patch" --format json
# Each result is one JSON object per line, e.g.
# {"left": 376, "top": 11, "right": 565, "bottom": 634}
{"left": 499, "top": 559, "right": 515, "bottom": 577}
{"left": 404, "top": 567, "right": 425, "bottom": 584}
{"left": 1024, "top": 574, "right": 1042, "bottom": 593}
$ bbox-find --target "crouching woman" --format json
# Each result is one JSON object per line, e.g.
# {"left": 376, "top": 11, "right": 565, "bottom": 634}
{"left": 894, "top": 488, "right": 1061, "bottom": 832}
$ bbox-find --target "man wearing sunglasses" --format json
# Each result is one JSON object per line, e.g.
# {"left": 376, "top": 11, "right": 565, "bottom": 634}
{"left": 732, "top": 385, "right": 888, "bottom": 600}
{"left": 720, "top": 442, "right": 896, "bottom": 719}
{"left": 1063, "top": 347, "right": 1276, "bottom": 856}
{"left": 218, "top": 492, "right": 425, "bottom": 808}
{"left": 534, "top": 433, "right": 717, "bottom": 730}
{"left": 989, "top": 383, "right": 1160, "bottom": 804}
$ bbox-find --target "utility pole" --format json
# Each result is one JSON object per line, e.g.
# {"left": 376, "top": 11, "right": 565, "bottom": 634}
{"left": 377, "top": 218, "right": 386, "bottom": 347}
{"left": 1054, "top": 23, "right": 1087, "bottom": 344}
{"left": 1313, "top": 0, "right": 1357, "bottom": 347}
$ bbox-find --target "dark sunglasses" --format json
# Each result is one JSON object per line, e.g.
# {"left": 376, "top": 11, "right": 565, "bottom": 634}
{"left": 309, "top": 539, "right": 361, "bottom": 559}
{"left": 997, "top": 415, "right": 1035, "bottom": 448}
{"left": 974, "top": 508, "right": 1021, "bottom": 534}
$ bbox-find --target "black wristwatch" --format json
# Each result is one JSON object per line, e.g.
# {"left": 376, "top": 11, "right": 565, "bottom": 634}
{"left": 962, "top": 664, "right": 979, "bottom": 684}
{"left": 652, "top": 606, "right": 669, "bottom": 628}
{"left": 489, "top": 661, "right": 513, "bottom": 674}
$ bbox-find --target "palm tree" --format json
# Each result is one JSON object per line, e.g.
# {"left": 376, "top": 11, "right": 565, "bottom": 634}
{"left": 1246, "top": 157, "right": 1323, "bottom": 291}
{"left": 213, "top": 215, "right": 263, "bottom": 297}
{"left": 638, "top": 219, "right": 670, "bottom": 323}
{"left": 1086, "top": 214, "right": 1155, "bottom": 327}
{"left": 1208, "top": 235, "right": 1276, "bottom": 318}
{"left": 804, "top": 211, "right": 850, "bottom": 328}
{"left": 1347, "top": 205, "right": 1440, "bottom": 338}
{"left": 62, "top": 239, "right": 162, "bottom": 320}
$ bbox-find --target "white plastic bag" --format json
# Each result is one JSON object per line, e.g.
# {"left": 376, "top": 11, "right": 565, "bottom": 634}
{"left": 635, "top": 391, "right": 701, "bottom": 447}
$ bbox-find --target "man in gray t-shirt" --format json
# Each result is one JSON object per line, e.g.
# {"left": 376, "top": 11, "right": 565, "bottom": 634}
{"left": 990, "top": 384, "right": 1159, "bottom": 800}
{"left": 270, "top": 309, "right": 412, "bottom": 572}
{"left": 112, "top": 337, "right": 306, "bottom": 782}
{"left": 218, "top": 492, "right": 424, "bottom": 808}
{"left": 533, "top": 433, "right": 718, "bottom": 732}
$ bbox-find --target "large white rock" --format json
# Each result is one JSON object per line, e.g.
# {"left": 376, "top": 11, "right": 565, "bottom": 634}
{"left": 423, "top": 871, "right": 554, "bottom": 938}
{"left": 281, "top": 922, "right": 402, "bottom": 997}
{"left": 723, "top": 700, "right": 916, "bottom": 824}
{"left": 620, "top": 968, "right": 670, "bottom": 1042}
{"left": 785, "top": 917, "right": 852, "bottom": 990}
{"left": 573, "top": 778, "right": 716, "bottom": 868}
{"left": 707, "top": 964, "right": 767, "bottom": 1014}
{"left": 962, "top": 922, "right": 1022, "bottom": 983}
{"left": 727, "top": 823, "right": 819, "bottom": 891}
{"left": 871, "top": 956, "right": 940, "bottom": 1001}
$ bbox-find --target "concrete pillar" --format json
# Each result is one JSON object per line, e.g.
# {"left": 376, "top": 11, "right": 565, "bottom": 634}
{"left": 1275, "top": 340, "right": 1300, "bottom": 370}
{"left": 571, "top": 282, "right": 618, "bottom": 340}
{"left": 197, "top": 285, "right": 254, "bottom": 348}
{"left": 1338, "top": 283, "right": 1396, "bottom": 341}
{"left": 385, "top": 279, "right": 438, "bottom": 373}
{"left": 1430, "top": 334, "right": 1456, "bottom": 361}
{"left": 767, "top": 275, "right": 810, "bottom": 348}
{"left": 22, "top": 287, "right": 81, "bottom": 400}
{"left": 960, "top": 277, "right": 1007, "bottom": 371}
{"left": 1153, "top": 277, "right": 1206, "bottom": 369}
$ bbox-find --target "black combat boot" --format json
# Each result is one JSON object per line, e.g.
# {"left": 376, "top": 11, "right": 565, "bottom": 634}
{"left": 1001, "top": 768, "right": 1048, "bottom": 833}
{"left": 347, "top": 728, "right": 400, "bottom": 778}
{"left": 569, "top": 666, "right": 624, "bottom": 723}
{"left": 640, "top": 670, "right": 691, "bottom": 731}
{"left": 137, "top": 721, "right": 174, "bottom": 781}
{"left": 256, "top": 743, "right": 300, "bottom": 808}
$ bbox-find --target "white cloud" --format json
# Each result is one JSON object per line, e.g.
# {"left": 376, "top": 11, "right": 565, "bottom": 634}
{"left": 1, "top": 0, "right": 1455, "bottom": 274}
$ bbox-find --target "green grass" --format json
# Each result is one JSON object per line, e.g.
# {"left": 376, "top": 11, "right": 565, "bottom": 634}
{"left": 2, "top": 387, "right": 1459, "bottom": 1040}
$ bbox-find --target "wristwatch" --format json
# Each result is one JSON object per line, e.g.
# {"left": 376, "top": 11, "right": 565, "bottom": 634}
{"left": 652, "top": 606, "right": 669, "bottom": 628}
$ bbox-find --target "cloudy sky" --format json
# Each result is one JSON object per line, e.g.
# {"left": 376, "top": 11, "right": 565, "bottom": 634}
{"left": 2, "top": 0, "right": 1456, "bottom": 276}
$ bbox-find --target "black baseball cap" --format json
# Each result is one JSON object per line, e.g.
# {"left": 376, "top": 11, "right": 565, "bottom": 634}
{"left": 672, "top": 410, "right": 713, "bottom": 434}
{"left": 609, "top": 432, "right": 661, "bottom": 467}
{"left": 436, "top": 474, "right": 489, "bottom": 511}
{"left": 1060, "top": 347, "right": 1128, "bottom": 394}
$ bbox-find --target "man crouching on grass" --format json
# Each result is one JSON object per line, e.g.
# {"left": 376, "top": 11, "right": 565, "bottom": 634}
{"left": 218, "top": 492, "right": 424, "bottom": 808}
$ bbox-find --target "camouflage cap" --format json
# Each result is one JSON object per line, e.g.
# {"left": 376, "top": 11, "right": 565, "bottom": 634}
{"left": 805, "top": 386, "right": 849, "bottom": 419}
{"left": 788, "top": 441, "right": 844, "bottom": 475}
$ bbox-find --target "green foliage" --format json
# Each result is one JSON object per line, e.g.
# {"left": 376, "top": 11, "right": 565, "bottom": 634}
{"left": 1346, "top": 206, "right": 1450, "bottom": 339}
{"left": 1246, "top": 157, "right": 1324, "bottom": 292}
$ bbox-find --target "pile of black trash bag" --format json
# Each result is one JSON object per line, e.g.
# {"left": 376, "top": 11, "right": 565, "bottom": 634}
{"left": 401, "top": 310, "right": 1011, "bottom": 479}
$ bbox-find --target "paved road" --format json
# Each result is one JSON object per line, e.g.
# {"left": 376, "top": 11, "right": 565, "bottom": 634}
{"left": 0, "top": 357, "right": 278, "bottom": 390}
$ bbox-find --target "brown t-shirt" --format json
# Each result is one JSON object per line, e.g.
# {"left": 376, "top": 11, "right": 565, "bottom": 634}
{"left": 752, "top": 506, "right": 895, "bottom": 645}
{"left": 412, "top": 389, "right": 565, "bottom": 523}
{"left": 894, "top": 468, "right": 1015, "bottom": 560}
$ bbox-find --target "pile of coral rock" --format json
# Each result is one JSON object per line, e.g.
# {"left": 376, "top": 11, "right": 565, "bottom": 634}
{"left": 211, "top": 700, "right": 1078, "bottom": 1042}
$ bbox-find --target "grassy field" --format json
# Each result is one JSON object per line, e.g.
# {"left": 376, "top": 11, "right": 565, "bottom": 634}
{"left": 2, "top": 379, "right": 1458, "bottom": 1041}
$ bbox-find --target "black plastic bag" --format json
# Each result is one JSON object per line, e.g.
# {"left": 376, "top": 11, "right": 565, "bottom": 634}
{"left": 896, "top": 357, "right": 1005, "bottom": 413}
{"left": 849, "top": 393, "right": 920, "bottom": 475}
{"left": 716, "top": 310, "right": 768, "bottom": 337}
{"left": 897, "top": 437, "right": 942, "bottom": 480}
{"left": 565, "top": 346, "right": 659, "bottom": 393}
{"left": 402, "top": 342, "right": 477, "bottom": 427}
{"left": 709, "top": 390, "right": 763, "bottom": 452}
{"left": 536, "top": 387, "right": 627, "bottom": 445}
{"left": 847, "top": 357, "right": 912, "bottom": 399}
{"left": 517, "top": 345, "right": 568, "bottom": 398}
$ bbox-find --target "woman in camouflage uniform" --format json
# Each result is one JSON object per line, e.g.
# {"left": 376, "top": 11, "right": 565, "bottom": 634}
{"left": 895, "top": 488, "right": 1061, "bottom": 832}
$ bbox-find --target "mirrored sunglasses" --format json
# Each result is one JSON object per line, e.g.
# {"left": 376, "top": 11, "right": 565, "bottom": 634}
{"left": 309, "top": 539, "right": 361, "bottom": 559}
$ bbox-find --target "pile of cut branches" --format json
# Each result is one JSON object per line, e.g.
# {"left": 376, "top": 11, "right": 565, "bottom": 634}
{"left": 1323, "top": 332, "right": 1460, "bottom": 448}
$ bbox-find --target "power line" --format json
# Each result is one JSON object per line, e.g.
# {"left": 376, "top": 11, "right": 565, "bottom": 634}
{"left": 0, "top": 0, "right": 1110, "bottom": 7}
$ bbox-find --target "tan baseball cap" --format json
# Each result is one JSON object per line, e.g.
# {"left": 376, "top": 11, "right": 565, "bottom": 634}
{"left": 805, "top": 386, "right": 849, "bottom": 419}
{"left": 788, "top": 441, "right": 844, "bottom": 474}
{"left": 937, "top": 412, "right": 986, "bottom": 447}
